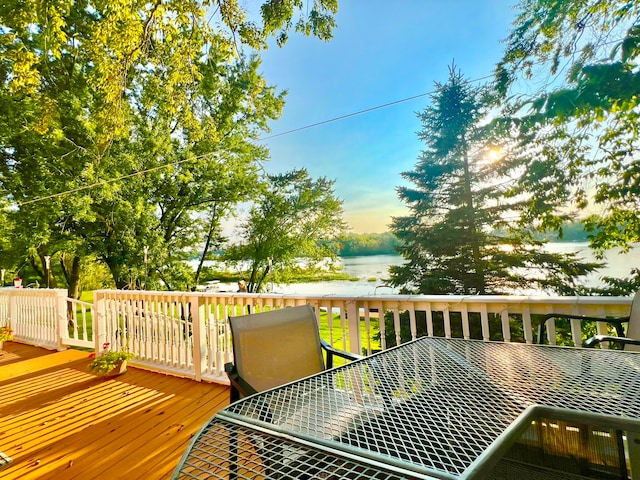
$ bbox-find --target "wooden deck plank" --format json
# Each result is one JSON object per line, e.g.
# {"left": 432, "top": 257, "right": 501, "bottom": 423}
{"left": 0, "top": 344, "right": 229, "bottom": 479}
{"left": 0, "top": 348, "right": 87, "bottom": 382}
{"left": 64, "top": 371, "right": 227, "bottom": 479}
{"left": 0, "top": 342, "right": 54, "bottom": 366}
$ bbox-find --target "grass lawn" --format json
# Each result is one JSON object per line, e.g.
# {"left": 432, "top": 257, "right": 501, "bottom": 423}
{"left": 70, "top": 293, "right": 380, "bottom": 358}
{"left": 318, "top": 311, "right": 380, "bottom": 358}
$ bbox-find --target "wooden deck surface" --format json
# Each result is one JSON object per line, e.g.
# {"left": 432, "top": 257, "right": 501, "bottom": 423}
{"left": 0, "top": 342, "right": 229, "bottom": 479}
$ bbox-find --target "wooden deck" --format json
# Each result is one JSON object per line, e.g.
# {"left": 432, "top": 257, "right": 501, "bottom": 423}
{"left": 0, "top": 342, "right": 230, "bottom": 479}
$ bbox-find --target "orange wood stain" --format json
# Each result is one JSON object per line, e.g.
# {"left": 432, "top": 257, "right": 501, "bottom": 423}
{"left": 0, "top": 343, "right": 229, "bottom": 479}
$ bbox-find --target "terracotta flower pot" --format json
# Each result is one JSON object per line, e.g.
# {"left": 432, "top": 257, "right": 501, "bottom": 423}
{"left": 104, "top": 360, "right": 128, "bottom": 377}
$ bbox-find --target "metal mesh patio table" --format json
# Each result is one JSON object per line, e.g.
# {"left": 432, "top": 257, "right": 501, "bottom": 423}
{"left": 174, "top": 337, "right": 640, "bottom": 479}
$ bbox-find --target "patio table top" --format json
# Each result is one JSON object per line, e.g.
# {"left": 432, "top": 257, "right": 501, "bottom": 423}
{"left": 175, "top": 337, "right": 640, "bottom": 479}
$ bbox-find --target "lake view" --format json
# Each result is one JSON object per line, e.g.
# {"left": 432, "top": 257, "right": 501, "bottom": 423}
{"left": 198, "top": 242, "right": 639, "bottom": 296}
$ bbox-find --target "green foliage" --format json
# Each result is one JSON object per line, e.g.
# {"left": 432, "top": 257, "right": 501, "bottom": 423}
{"left": 79, "top": 259, "right": 114, "bottom": 291}
{"left": 88, "top": 345, "right": 134, "bottom": 374}
{"left": 198, "top": 264, "right": 354, "bottom": 285}
{"left": 497, "top": 0, "right": 640, "bottom": 275}
{"left": 224, "top": 168, "right": 347, "bottom": 292}
{"left": 390, "top": 65, "right": 598, "bottom": 296}
{"left": 0, "top": 1, "right": 340, "bottom": 293}
{"left": 0, "top": 325, "right": 13, "bottom": 343}
{"left": 499, "top": 221, "right": 593, "bottom": 243}
{"left": 338, "top": 232, "right": 401, "bottom": 256}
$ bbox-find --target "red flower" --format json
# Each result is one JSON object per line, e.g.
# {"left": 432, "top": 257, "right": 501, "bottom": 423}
{"left": 88, "top": 352, "right": 96, "bottom": 359}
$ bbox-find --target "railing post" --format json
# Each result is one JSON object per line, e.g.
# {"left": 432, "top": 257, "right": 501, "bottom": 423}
{"left": 190, "top": 294, "right": 206, "bottom": 382}
{"left": 346, "top": 302, "right": 362, "bottom": 356}
{"left": 55, "top": 289, "right": 68, "bottom": 351}
{"left": 93, "top": 291, "right": 107, "bottom": 353}
{"left": 7, "top": 289, "right": 16, "bottom": 334}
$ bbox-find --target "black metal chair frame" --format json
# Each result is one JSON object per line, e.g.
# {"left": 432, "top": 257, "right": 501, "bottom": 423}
{"left": 222, "top": 305, "right": 365, "bottom": 479}
{"left": 536, "top": 313, "right": 635, "bottom": 347}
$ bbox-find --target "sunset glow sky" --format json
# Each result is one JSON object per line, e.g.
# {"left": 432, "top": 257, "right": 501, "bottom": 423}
{"left": 254, "top": 1, "right": 516, "bottom": 233}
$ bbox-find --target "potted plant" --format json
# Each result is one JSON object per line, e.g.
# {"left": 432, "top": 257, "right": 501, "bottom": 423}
{"left": 0, "top": 325, "right": 13, "bottom": 350}
{"left": 89, "top": 342, "right": 134, "bottom": 376}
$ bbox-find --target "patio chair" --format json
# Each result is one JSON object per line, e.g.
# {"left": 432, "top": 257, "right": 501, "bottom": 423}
{"left": 225, "top": 304, "right": 363, "bottom": 401}
{"left": 537, "top": 290, "right": 640, "bottom": 351}
{"left": 216, "top": 305, "right": 369, "bottom": 477}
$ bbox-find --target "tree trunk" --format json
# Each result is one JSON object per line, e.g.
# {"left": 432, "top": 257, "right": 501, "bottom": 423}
{"left": 194, "top": 204, "right": 220, "bottom": 287}
{"left": 67, "top": 255, "right": 82, "bottom": 299}
{"left": 60, "top": 254, "right": 82, "bottom": 323}
{"left": 462, "top": 147, "right": 485, "bottom": 294}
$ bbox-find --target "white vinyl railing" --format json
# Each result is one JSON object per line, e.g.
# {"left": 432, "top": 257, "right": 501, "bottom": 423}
{"left": 0, "top": 288, "right": 633, "bottom": 383}
{"left": 66, "top": 297, "right": 94, "bottom": 349}
{"left": 0, "top": 288, "right": 66, "bottom": 349}
{"left": 92, "top": 290, "right": 633, "bottom": 384}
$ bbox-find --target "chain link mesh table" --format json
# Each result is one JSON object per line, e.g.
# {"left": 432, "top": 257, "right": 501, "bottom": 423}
{"left": 174, "top": 338, "right": 640, "bottom": 479}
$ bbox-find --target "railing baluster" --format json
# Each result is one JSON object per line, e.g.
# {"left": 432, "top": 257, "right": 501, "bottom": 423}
{"left": 2, "top": 289, "right": 634, "bottom": 384}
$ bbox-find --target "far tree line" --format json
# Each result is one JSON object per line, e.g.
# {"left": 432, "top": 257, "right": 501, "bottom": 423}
{"left": 338, "top": 223, "right": 593, "bottom": 258}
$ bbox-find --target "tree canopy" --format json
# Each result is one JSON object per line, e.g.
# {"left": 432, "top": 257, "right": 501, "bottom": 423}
{"left": 0, "top": 1, "right": 341, "bottom": 294}
{"left": 224, "top": 168, "right": 346, "bottom": 292}
{"left": 496, "top": 0, "right": 640, "bottom": 261}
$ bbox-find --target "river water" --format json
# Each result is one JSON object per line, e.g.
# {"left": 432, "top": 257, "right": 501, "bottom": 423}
{"left": 204, "top": 243, "right": 638, "bottom": 296}
{"left": 194, "top": 243, "right": 638, "bottom": 296}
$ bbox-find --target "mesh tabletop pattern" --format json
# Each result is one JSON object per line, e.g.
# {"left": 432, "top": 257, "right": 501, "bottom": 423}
{"left": 224, "top": 337, "right": 640, "bottom": 478}
{"left": 174, "top": 416, "right": 428, "bottom": 480}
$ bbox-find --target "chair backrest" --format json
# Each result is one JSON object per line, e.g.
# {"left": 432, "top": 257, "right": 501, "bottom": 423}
{"left": 625, "top": 290, "right": 640, "bottom": 352}
{"left": 229, "top": 304, "right": 325, "bottom": 393}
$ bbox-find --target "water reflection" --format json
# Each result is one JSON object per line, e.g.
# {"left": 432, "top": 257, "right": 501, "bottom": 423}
{"left": 193, "top": 244, "right": 639, "bottom": 296}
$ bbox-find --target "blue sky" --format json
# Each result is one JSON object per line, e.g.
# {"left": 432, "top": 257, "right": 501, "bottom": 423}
{"left": 253, "top": 1, "right": 518, "bottom": 233}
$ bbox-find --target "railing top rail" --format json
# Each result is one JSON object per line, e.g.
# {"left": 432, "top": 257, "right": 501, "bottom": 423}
{"left": 92, "top": 289, "right": 633, "bottom": 306}
{"left": 68, "top": 297, "right": 93, "bottom": 308}
{"left": 0, "top": 288, "right": 67, "bottom": 297}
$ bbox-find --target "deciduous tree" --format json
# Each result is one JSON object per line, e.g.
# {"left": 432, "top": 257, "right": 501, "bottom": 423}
{"left": 495, "top": 0, "right": 640, "bottom": 292}
{"left": 225, "top": 169, "right": 346, "bottom": 292}
{"left": 0, "top": 1, "right": 339, "bottom": 293}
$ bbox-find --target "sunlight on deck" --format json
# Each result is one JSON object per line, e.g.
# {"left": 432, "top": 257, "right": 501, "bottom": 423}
{"left": 0, "top": 342, "right": 229, "bottom": 479}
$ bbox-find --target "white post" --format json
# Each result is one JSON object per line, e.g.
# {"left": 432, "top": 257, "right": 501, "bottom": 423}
{"left": 55, "top": 289, "right": 68, "bottom": 350}
{"left": 93, "top": 291, "right": 107, "bottom": 353}
{"left": 44, "top": 256, "right": 51, "bottom": 288}
{"left": 143, "top": 246, "right": 149, "bottom": 290}
{"left": 346, "top": 302, "right": 362, "bottom": 356}
{"left": 8, "top": 289, "right": 17, "bottom": 336}
{"left": 189, "top": 294, "right": 206, "bottom": 382}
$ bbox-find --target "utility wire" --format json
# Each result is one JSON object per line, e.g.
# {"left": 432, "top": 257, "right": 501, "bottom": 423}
{"left": 9, "top": 28, "right": 625, "bottom": 209}
{"left": 17, "top": 155, "right": 210, "bottom": 207}
{"left": 259, "top": 73, "right": 496, "bottom": 141}
{"left": 14, "top": 72, "right": 497, "bottom": 208}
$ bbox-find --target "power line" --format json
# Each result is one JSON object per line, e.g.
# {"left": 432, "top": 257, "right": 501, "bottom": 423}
{"left": 5, "top": 26, "right": 629, "bottom": 209}
{"left": 259, "top": 73, "right": 496, "bottom": 141}
{"left": 17, "top": 154, "right": 212, "bottom": 207}
{"left": 13, "top": 72, "right": 497, "bottom": 208}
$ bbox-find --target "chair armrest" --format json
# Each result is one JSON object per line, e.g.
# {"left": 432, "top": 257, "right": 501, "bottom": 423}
{"left": 320, "top": 339, "right": 364, "bottom": 369}
{"left": 225, "top": 362, "right": 258, "bottom": 402}
{"left": 584, "top": 335, "right": 640, "bottom": 348}
{"left": 537, "top": 313, "right": 630, "bottom": 345}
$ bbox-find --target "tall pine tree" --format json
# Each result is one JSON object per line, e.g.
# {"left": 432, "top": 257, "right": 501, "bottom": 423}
{"left": 389, "top": 66, "right": 597, "bottom": 296}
